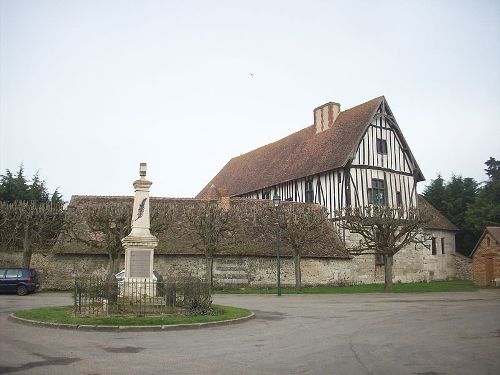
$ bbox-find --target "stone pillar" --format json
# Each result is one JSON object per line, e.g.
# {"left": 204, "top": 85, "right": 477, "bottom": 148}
{"left": 121, "top": 163, "right": 159, "bottom": 296}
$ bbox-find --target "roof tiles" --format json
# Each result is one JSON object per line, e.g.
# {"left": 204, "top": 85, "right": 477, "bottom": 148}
{"left": 197, "top": 96, "right": 384, "bottom": 197}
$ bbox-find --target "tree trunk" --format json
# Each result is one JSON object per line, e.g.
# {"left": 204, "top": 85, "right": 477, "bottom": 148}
{"left": 206, "top": 255, "right": 214, "bottom": 291}
{"left": 384, "top": 254, "right": 393, "bottom": 291}
{"left": 22, "top": 223, "right": 32, "bottom": 268}
{"left": 107, "top": 253, "right": 120, "bottom": 281}
{"left": 294, "top": 252, "right": 302, "bottom": 293}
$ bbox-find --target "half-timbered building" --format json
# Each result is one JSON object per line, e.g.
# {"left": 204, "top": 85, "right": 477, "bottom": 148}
{"left": 198, "top": 96, "right": 423, "bottom": 220}
{"left": 198, "top": 96, "right": 465, "bottom": 282}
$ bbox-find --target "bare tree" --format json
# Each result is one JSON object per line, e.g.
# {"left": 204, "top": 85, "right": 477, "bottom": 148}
{"left": 337, "top": 205, "right": 429, "bottom": 290}
{"left": 65, "top": 202, "right": 173, "bottom": 280}
{"left": 0, "top": 201, "right": 65, "bottom": 268}
{"left": 260, "top": 203, "right": 334, "bottom": 292}
{"left": 184, "top": 201, "right": 236, "bottom": 289}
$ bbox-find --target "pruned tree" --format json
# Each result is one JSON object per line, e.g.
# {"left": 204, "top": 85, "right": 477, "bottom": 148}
{"left": 281, "top": 204, "right": 331, "bottom": 292}
{"left": 65, "top": 202, "right": 173, "bottom": 280}
{"left": 282, "top": 205, "right": 335, "bottom": 292}
{"left": 184, "top": 201, "right": 237, "bottom": 289}
{"left": 0, "top": 201, "right": 65, "bottom": 267}
{"left": 257, "top": 202, "right": 340, "bottom": 292}
{"left": 336, "top": 205, "right": 429, "bottom": 290}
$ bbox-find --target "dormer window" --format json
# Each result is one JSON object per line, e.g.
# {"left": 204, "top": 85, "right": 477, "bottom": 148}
{"left": 376, "top": 138, "right": 388, "bottom": 154}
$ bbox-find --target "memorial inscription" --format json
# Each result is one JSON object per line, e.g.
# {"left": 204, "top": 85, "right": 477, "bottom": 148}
{"left": 129, "top": 251, "right": 151, "bottom": 277}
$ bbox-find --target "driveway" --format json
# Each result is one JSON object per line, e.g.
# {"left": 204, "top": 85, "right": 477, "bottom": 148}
{"left": 0, "top": 291, "right": 499, "bottom": 375}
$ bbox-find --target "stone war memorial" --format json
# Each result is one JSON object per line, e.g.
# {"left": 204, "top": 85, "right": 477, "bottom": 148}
{"left": 121, "top": 163, "right": 159, "bottom": 297}
{"left": 72, "top": 163, "right": 212, "bottom": 317}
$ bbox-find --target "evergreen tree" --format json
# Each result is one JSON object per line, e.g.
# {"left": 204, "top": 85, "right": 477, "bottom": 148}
{"left": 465, "top": 157, "right": 500, "bottom": 240}
{"left": 0, "top": 165, "right": 63, "bottom": 205}
{"left": 422, "top": 174, "right": 446, "bottom": 213}
{"left": 442, "top": 176, "right": 478, "bottom": 229}
{"left": 440, "top": 176, "right": 478, "bottom": 255}
{"left": 484, "top": 157, "right": 500, "bottom": 181}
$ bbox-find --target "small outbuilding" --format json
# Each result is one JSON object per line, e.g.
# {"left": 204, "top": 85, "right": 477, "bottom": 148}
{"left": 470, "top": 227, "right": 500, "bottom": 286}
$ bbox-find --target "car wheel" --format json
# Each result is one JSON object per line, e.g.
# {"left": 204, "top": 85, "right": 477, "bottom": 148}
{"left": 17, "top": 285, "right": 28, "bottom": 296}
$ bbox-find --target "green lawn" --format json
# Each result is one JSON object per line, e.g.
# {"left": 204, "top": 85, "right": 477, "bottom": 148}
{"left": 215, "top": 280, "right": 480, "bottom": 294}
{"left": 14, "top": 304, "right": 251, "bottom": 326}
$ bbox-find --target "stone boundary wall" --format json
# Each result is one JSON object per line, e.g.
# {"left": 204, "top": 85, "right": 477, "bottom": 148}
{"left": 1, "top": 248, "right": 464, "bottom": 291}
{"left": 0, "top": 252, "right": 113, "bottom": 290}
{"left": 345, "top": 229, "right": 459, "bottom": 283}
{"left": 350, "top": 245, "right": 426, "bottom": 284}
{"left": 453, "top": 253, "right": 473, "bottom": 280}
{"left": 0, "top": 252, "right": 351, "bottom": 290}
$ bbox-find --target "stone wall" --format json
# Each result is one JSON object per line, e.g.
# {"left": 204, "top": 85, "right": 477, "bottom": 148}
{"left": 0, "top": 251, "right": 351, "bottom": 290}
{"left": 0, "top": 252, "right": 114, "bottom": 290}
{"left": 350, "top": 245, "right": 426, "bottom": 284}
{"left": 346, "top": 230, "right": 428, "bottom": 284}
{"left": 453, "top": 253, "right": 473, "bottom": 280}
{"left": 422, "top": 229, "right": 457, "bottom": 281}
{"left": 345, "top": 229, "right": 460, "bottom": 284}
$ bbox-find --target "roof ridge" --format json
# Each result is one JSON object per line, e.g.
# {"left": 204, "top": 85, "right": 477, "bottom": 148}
{"left": 197, "top": 96, "right": 389, "bottom": 197}
{"left": 233, "top": 96, "right": 385, "bottom": 160}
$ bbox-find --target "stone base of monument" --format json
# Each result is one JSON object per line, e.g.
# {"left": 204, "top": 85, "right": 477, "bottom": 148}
{"left": 119, "top": 278, "right": 158, "bottom": 299}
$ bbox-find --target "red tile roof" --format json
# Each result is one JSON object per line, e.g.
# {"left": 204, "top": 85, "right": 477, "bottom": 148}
{"left": 417, "top": 195, "right": 458, "bottom": 231}
{"left": 197, "top": 96, "right": 417, "bottom": 198}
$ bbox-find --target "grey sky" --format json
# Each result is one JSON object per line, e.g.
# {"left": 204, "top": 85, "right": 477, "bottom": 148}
{"left": 1, "top": 0, "right": 499, "bottom": 200}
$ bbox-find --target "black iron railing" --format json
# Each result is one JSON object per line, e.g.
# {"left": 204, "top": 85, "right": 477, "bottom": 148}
{"left": 73, "top": 277, "right": 211, "bottom": 316}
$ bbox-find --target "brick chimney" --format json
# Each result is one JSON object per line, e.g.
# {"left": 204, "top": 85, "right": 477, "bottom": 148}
{"left": 314, "top": 102, "right": 340, "bottom": 134}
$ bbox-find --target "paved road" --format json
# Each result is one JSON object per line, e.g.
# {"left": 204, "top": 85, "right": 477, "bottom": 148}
{"left": 0, "top": 291, "right": 499, "bottom": 375}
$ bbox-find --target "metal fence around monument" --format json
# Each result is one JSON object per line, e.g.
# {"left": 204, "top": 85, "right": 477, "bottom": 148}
{"left": 73, "top": 277, "right": 211, "bottom": 316}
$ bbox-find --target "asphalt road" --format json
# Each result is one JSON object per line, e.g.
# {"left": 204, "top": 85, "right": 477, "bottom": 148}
{"left": 0, "top": 291, "right": 499, "bottom": 375}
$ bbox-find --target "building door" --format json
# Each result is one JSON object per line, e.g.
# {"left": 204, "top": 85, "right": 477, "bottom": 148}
{"left": 485, "top": 256, "right": 494, "bottom": 285}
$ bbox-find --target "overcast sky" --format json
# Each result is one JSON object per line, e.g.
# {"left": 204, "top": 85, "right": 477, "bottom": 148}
{"left": 1, "top": 0, "right": 499, "bottom": 200}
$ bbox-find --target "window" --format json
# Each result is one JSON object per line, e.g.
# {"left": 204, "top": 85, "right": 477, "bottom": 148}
{"left": 396, "top": 192, "right": 402, "bottom": 207}
{"left": 368, "top": 179, "right": 385, "bottom": 205}
{"left": 0, "top": 269, "right": 5, "bottom": 278}
{"left": 262, "top": 190, "right": 271, "bottom": 199}
{"left": 376, "top": 138, "right": 388, "bottom": 154}
{"left": 305, "top": 177, "right": 314, "bottom": 203}
{"left": 6, "top": 269, "right": 20, "bottom": 278}
{"left": 431, "top": 237, "right": 437, "bottom": 255}
{"left": 441, "top": 238, "right": 445, "bottom": 254}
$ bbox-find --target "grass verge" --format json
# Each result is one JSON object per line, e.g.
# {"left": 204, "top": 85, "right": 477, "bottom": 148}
{"left": 215, "top": 280, "right": 480, "bottom": 294}
{"left": 14, "top": 304, "right": 251, "bottom": 326}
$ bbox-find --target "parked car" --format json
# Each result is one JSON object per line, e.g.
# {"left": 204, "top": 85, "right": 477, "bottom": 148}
{"left": 0, "top": 268, "right": 40, "bottom": 296}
